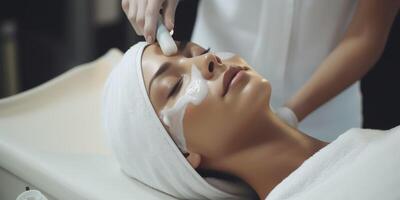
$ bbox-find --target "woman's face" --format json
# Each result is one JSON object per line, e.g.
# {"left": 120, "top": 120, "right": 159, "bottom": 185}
{"left": 141, "top": 41, "right": 271, "bottom": 160}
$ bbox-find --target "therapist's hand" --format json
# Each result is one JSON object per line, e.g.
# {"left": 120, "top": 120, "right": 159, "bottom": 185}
{"left": 284, "top": 0, "right": 399, "bottom": 122}
{"left": 122, "top": 0, "right": 178, "bottom": 43}
{"left": 276, "top": 107, "right": 299, "bottom": 128}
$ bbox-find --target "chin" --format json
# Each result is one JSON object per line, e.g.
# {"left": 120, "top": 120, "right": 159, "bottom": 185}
{"left": 237, "top": 76, "right": 271, "bottom": 118}
{"left": 261, "top": 78, "right": 272, "bottom": 104}
{"left": 246, "top": 67, "right": 271, "bottom": 103}
{"left": 256, "top": 79, "right": 271, "bottom": 112}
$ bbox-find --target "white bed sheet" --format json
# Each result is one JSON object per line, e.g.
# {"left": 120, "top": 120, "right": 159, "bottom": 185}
{"left": 0, "top": 49, "right": 175, "bottom": 200}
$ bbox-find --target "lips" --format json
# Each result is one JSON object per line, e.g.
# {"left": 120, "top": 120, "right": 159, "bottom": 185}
{"left": 222, "top": 66, "right": 246, "bottom": 97}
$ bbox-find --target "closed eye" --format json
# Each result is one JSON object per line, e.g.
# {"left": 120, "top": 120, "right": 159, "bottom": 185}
{"left": 168, "top": 76, "right": 183, "bottom": 98}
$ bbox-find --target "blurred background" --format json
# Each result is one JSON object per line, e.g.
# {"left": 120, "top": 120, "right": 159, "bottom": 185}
{"left": 0, "top": 0, "right": 199, "bottom": 97}
{"left": 0, "top": 0, "right": 398, "bottom": 130}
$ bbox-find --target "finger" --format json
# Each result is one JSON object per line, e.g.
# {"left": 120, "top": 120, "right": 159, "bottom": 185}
{"left": 130, "top": 3, "right": 141, "bottom": 34}
{"left": 121, "top": 0, "right": 129, "bottom": 14}
{"left": 126, "top": 1, "right": 141, "bottom": 35}
{"left": 162, "top": 0, "right": 178, "bottom": 31}
{"left": 144, "top": 0, "right": 163, "bottom": 43}
{"left": 135, "top": 0, "right": 147, "bottom": 35}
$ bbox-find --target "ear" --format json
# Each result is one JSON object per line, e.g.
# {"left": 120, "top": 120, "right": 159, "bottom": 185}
{"left": 185, "top": 152, "right": 202, "bottom": 169}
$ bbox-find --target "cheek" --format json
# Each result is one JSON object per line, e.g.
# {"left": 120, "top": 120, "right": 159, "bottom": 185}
{"left": 182, "top": 100, "right": 223, "bottom": 151}
{"left": 182, "top": 96, "right": 243, "bottom": 157}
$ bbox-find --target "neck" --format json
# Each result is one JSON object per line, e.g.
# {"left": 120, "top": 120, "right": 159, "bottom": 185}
{"left": 220, "top": 109, "right": 328, "bottom": 199}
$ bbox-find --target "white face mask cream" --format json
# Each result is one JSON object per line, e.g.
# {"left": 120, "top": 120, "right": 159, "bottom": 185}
{"left": 160, "top": 65, "right": 208, "bottom": 153}
{"left": 214, "top": 52, "right": 235, "bottom": 60}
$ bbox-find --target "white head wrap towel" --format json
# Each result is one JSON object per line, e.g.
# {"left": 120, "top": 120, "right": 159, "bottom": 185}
{"left": 102, "top": 42, "right": 255, "bottom": 199}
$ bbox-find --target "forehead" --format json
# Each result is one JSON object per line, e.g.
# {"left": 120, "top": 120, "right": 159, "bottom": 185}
{"left": 141, "top": 43, "right": 166, "bottom": 89}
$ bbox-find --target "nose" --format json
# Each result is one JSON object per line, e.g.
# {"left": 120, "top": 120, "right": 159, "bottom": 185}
{"left": 194, "top": 53, "right": 224, "bottom": 80}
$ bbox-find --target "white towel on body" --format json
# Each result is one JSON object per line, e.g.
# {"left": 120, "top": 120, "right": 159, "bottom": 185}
{"left": 267, "top": 125, "right": 400, "bottom": 200}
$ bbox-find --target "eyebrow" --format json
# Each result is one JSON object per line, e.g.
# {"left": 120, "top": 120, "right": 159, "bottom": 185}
{"left": 148, "top": 62, "right": 172, "bottom": 95}
{"left": 147, "top": 41, "right": 199, "bottom": 96}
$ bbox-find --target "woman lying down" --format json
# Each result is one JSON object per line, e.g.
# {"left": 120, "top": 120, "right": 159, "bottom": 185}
{"left": 102, "top": 41, "right": 400, "bottom": 200}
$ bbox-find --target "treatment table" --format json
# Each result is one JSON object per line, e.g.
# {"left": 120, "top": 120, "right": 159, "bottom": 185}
{"left": 0, "top": 49, "right": 175, "bottom": 200}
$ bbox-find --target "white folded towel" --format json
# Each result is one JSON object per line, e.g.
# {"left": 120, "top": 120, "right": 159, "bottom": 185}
{"left": 266, "top": 125, "right": 400, "bottom": 200}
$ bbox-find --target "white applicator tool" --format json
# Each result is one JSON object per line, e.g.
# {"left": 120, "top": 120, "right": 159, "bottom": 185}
{"left": 156, "top": 18, "right": 178, "bottom": 56}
